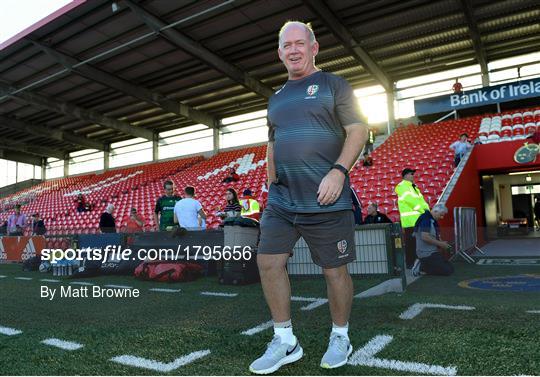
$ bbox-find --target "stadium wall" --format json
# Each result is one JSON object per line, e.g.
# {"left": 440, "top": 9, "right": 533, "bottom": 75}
{"left": 475, "top": 139, "right": 540, "bottom": 172}
{"left": 440, "top": 148, "right": 485, "bottom": 244}
{"left": 438, "top": 148, "right": 484, "bottom": 243}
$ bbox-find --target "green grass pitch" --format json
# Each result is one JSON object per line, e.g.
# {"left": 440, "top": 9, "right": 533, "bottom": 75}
{"left": 0, "top": 262, "right": 539, "bottom": 375}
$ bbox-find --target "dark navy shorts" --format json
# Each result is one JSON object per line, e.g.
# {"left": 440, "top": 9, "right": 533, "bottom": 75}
{"left": 258, "top": 204, "right": 356, "bottom": 268}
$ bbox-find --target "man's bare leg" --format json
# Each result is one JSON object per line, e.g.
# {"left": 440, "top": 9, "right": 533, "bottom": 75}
{"left": 323, "top": 265, "right": 353, "bottom": 326}
{"left": 257, "top": 253, "right": 291, "bottom": 322}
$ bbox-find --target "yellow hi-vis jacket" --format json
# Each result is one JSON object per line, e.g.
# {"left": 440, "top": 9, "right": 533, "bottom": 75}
{"left": 394, "top": 180, "right": 430, "bottom": 228}
{"left": 240, "top": 197, "right": 261, "bottom": 220}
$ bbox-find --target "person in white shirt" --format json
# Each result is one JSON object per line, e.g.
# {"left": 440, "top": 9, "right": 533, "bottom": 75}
{"left": 173, "top": 186, "right": 207, "bottom": 230}
{"left": 449, "top": 133, "right": 472, "bottom": 167}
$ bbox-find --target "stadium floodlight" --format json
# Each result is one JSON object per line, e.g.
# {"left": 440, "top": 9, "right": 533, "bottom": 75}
{"left": 111, "top": 2, "right": 119, "bottom": 13}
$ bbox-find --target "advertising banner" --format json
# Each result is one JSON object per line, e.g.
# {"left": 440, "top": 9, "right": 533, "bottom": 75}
{"left": 0, "top": 236, "right": 46, "bottom": 262}
{"left": 414, "top": 78, "right": 540, "bottom": 115}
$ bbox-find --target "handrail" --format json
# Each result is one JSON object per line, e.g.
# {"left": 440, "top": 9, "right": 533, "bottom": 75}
{"left": 437, "top": 146, "right": 474, "bottom": 206}
{"left": 434, "top": 110, "right": 457, "bottom": 123}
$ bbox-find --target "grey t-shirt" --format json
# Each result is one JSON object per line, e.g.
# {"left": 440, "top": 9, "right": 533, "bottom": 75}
{"left": 267, "top": 71, "right": 363, "bottom": 213}
{"left": 414, "top": 216, "right": 439, "bottom": 258}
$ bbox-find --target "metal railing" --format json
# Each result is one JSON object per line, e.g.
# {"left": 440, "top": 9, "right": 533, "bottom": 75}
{"left": 453, "top": 207, "right": 484, "bottom": 263}
{"left": 288, "top": 223, "right": 405, "bottom": 281}
{"left": 437, "top": 146, "right": 474, "bottom": 206}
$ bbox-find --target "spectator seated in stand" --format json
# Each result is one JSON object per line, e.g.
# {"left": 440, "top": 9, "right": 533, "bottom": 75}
{"left": 31, "top": 213, "right": 47, "bottom": 235}
{"left": 216, "top": 188, "right": 242, "bottom": 221}
{"left": 363, "top": 202, "right": 392, "bottom": 224}
{"left": 75, "top": 193, "right": 87, "bottom": 213}
{"left": 412, "top": 204, "right": 454, "bottom": 277}
{"left": 222, "top": 167, "right": 240, "bottom": 183}
{"left": 173, "top": 186, "right": 207, "bottom": 230}
{"left": 240, "top": 189, "right": 261, "bottom": 221}
{"left": 99, "top": 204, "right": 116, "bottom": 233}
{"left": 125, "top": 207, "right": 144, "bottom": 233}
{"left": 362, "top": 152, "right": 373, "bottom": 167}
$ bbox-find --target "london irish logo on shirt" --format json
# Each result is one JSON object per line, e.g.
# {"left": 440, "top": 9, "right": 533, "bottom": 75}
{"left": 306, "top": 84, "right": 319, "bottom": 96}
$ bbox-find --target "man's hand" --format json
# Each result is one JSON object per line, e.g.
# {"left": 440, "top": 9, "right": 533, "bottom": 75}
{"left": 317, "top": 169, "right": 346, "bottom": 205}
{"left": 439, "top": 241, "right": 451, "bottom": 249}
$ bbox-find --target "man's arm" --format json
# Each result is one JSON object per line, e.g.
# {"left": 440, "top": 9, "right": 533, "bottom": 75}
{"left": 267, "top": 141, "right": 276, "bottom": 186}
{"left": 421, "top": 232, "right": 449, "bottom": 248}
{"left": 198, "top": 209, "right": 207, "bottom": 220}
{"left": 318, "top": 123, "right": 368, "bottom": 205}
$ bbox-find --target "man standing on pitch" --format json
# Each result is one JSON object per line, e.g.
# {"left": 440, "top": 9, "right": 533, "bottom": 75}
{"left": 250, "top": 21, "right": 367, "bottom": 374}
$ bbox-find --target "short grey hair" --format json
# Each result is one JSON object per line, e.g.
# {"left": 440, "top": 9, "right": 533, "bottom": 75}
{"left": 106, "top": 204, "right": 115, "bottom": 213}
{"left": 278, "top": 21, "right": 316, "bottom": 47}
{"left": 432, "top": 204, "right": 448, "bottom": 214}
{"left": 368, "top": 202, "right": 378, "bottom": 210}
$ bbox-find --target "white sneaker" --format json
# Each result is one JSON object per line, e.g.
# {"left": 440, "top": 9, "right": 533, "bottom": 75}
{"left": 249, "top": 335, "right": 303, "bottom": 374}
{"left": 411, "top": 259, "right": 422, "bottom": 277}
{"left": 320, "top": 333, "right": 353, "bottom": 369}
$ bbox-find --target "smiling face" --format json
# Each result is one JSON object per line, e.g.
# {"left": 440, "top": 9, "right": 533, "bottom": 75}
{"left": 278, "top": 23, "right": 319, "bottom": 80}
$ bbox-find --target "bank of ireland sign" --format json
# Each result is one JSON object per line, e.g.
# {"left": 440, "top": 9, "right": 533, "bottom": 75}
{"left": 414, "top": 78, "right": 540, "bottom": 116}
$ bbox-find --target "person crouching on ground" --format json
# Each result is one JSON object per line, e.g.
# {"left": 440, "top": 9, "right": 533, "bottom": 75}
{"left": 411, "top": 204, "right": 454, "bottom": 276}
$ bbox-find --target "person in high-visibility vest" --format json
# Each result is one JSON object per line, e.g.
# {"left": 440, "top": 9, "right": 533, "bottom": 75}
{"left": 364, "top": 128, "right": 375, "bottom": 154}
{"left": 395, "top": 168, "right": 430, "bottom": 268}
{"left": 240, "top": 189, "right": 261, "bottom": 221}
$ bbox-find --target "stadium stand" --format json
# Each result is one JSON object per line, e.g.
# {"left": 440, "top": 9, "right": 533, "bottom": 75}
{"left": 351, "top": 116, "right": 481, "bottom": 222}
{"left": 3, "top": 107, "right": 540, "bottom": 234}
{"left": 478, "top": 107, "right": 540, "bottom": 143}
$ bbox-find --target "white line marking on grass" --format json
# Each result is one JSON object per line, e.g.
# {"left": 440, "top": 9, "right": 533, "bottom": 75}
{"left": 348, "top": 335, "right": 457, "bottom": 375}
{"left": 0, "top": 326, "right": 22, "bottom": 336}
{"left": 41, "top": 338, "right": 83, "bottom": 351}
{"left": 399, "top": 303, "right": 475, "bottom": 320}
{"left": 14, "top": 277, "right": 32, "bottom": 280}
{"left": 149, "top": 288, "right": 181, "bottom": 293}
{"left": 301, "top": 299, "right": 328, "bottom": 311}
{"left": 526, "top": 310, "right": 540, "bottom": 314}
{"left": 40, "top": 279, "right": 61, "bottom": 283}
{"left": 200, "top": 291, "right": 238, "bottom": 297}
{"left": 0, "top": 275, "right": 7, "bottom": 278}
{"left": 241, "top": 320, "right": 273, "bottom": 336}
{"left": 103, "top": 284, "right": 132, "bottom": 289}
{"left": 110, "top": 350, "right": 211, "bottom": 372}
{"left": 291, "top": 296, "right": 328, "bottom": 311}
{"left": 291, "top": 296, "right": 321, "bottom": 302}
{"left": 70, "top": 281, "right": 94, "bottom": 286}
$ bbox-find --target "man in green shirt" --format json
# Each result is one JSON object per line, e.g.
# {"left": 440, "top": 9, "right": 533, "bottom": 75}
{"left": 154, "top": 180, "right": 182, "bottom": 231}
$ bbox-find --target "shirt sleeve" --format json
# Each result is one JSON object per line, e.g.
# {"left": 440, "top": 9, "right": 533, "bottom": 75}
{"left": 154, "top": 198, "right": 161, "bottom": 214}
{"left": 333, "top": 76, "right": 364, "bottom": 127}
{"left": 196, "top": 200, "right": 202, "bottom": 211}
{"left": 267, "top": 116, "right": 275, "bottom": 142}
